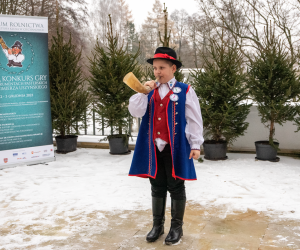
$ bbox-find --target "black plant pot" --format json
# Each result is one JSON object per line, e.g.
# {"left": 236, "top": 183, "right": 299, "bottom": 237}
{"left": 108, "top": 135, "right": 130, "bottom": 155}
{"left": 255, "top": 140, "right": 279, "bottom": 162}
{"left": 55, "top": 135, "right": 78, "bottom": 153}
{"left": 203, "top": 140, "right": 228, "bottom": 160}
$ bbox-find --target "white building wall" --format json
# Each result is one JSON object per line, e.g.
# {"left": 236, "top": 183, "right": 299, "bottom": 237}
{"left": 228, "top": 106, "right": 300, "bottom": 153}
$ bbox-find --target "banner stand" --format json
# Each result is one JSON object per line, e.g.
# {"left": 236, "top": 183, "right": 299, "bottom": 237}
{"left": 0, "top": 157, "right": 55, "bottom": 170}
{"left": 0, "top": 15, "right": 55, "bottom": 169}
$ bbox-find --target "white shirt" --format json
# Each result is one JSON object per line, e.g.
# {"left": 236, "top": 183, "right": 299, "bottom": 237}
{"left": 2, "top": 49, "right": 25, "bottom": 63}
{"left": 128, "top": 77, "right": 204, "bottom": 152}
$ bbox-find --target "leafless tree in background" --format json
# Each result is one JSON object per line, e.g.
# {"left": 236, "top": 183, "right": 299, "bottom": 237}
{"left": 1, "top": 0, "right": 21, "bottom": 15}
{"left": 138, "top": 0, "right": 177, "bottom": 64}
{"left": 90, "top": 0, "right": 133, "bottom": 46}
{"left": 197, "top": 0, "right": 300, "bottom": 62}
{"left": 139, "top": 0, "right": 164, "bottom": 61}
{"left": 170, "top": 9, "right": 188, "bottom": 58}
{"left": 1, "top": 0, "right": 88, "bottom": 45}
{"left": 4, "top": 0, "right": 300, "bottom": 73}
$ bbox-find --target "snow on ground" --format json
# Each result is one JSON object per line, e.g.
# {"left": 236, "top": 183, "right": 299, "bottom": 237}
{"left": 188, "top": 153, "right": 300, "bottom": 220}
{"left": 0, "top": 148, "right": 300, "bottom": 247}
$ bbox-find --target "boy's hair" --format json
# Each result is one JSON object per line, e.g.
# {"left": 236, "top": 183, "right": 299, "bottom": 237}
{"left": 165, "top": 60, "right": 175, "bottom": 68}
{"left": 154, "top": 59, "right": 175, "bottom": 68}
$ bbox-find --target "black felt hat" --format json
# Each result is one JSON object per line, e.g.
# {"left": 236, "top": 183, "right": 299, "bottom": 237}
{"left": 147, "top": 47, "right": 182, "bottom": 69}
{"left": 12, "top": 41, "right": 23, "bottom": 50}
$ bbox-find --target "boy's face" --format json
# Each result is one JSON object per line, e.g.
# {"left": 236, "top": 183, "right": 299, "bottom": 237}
{"left": 153, "top": 59, "right": 176, "bottom": 84}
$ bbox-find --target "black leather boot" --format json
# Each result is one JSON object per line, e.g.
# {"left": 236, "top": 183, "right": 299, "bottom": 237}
{"left": 165, "top": 198, "right": 186, "bottom": 245}
{"left": 146, "top": 196, "right": 167, "bottom": 242}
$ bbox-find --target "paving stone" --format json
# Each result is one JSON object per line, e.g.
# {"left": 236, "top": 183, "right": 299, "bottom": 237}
{"left": 2, "top": 206, "right": 300, "bottom": 249}
{"left": 259, "top": 222, "right": 300, "bottom": 249}
{"left": 118, "top": 229, "right": 193, "bottom": 250}
{"left": 189, "top": 238, "right": 260, "bottom": 250}
{"left": 223, "top": 209, "right": 269, "bottom": 223}
{"left": 258, "top": 246, "right": 293, "bottom": 250}
{"left": 199, "top": 218, "right": 268, "bottom": 245}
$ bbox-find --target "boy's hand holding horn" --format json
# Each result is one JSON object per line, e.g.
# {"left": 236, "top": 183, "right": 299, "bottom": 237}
{"left": 144, "top": 78, "right": 160, "bottom": 93}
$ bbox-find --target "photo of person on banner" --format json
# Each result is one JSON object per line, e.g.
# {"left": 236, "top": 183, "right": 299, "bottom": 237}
{"left": 0, "top": 36, "right": 25, "bottom": 68}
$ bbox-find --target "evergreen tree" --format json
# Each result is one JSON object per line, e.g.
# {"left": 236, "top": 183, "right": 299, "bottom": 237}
{"left": 174, "top": 61, "right": 185, "bottom": 83}
{"left": 49, "top": 27, "right": 90, "bottom": 137}
{"left": 88, "top": 15, "right": 143, "bottom": 136}
{"left": 191, "top": 34, "right": 251, "bottom": 144}
{"left": 247, "top": 26, "right": 300, "bottom": 146}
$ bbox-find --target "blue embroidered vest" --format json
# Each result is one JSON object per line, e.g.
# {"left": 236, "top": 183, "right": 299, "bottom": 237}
{"left": 129, "top": 82, "right": 197, "bottom": 180}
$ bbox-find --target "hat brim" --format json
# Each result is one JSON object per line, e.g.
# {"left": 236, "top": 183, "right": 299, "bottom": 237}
{"left": 147, "top": 58, "right": 182, "bottom": 69}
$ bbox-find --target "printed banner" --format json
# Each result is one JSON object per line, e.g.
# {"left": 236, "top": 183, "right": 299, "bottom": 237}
{"left": 0, "top": 15, "right": 54, "bottom": 168}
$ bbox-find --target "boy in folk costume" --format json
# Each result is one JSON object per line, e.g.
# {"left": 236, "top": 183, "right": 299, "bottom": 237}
{"left": 128, "top": 47, "right": 204, "bottom": 245}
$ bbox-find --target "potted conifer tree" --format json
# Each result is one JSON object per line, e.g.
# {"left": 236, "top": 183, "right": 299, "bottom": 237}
{"left": 88, "top": 15, "right": 143, "bottom": 154}
{"left": 247, "top": 27, "right": 300, "bottom": 161}
{"left": 191, "top": 34, "right": 251, "bottom": 160}
{"left": 49, "top": 27, "right": 90, "bottom": 153}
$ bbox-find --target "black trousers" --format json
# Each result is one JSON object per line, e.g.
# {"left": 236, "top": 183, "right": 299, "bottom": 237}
{"left": 149, "top": 144, "right": 186, "bottom": 200}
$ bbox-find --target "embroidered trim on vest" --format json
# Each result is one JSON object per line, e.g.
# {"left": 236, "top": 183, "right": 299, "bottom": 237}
{"left": 172, "top": 101, "right": 176, "bottom": 179}
{"left": 166, "top": 97, "right": 176, "bottom": 179}
{"left": 148, "top": 95, "right": 154, "bottom": 176}
{"left": 152, "top": 95, "right": 158, "bottom": 178}
{"left": 154, "top": 88, "right": 172, "bottom": 143}
{"left": 186, "top": 85, "right": 191, "bottom": 93}
{"left": 172, "top": 101, "right": 176, "bottom": 155}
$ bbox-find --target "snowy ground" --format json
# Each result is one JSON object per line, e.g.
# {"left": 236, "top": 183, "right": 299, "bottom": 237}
{"left": 0, "top": 148, "right": 300, "bottom": 248}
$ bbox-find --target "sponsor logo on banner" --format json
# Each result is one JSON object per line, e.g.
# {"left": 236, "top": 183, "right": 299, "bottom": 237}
{"left": 31, "top": 151, "right": 40, "bottom": 154}
{"left": 4, "top": 158, "right": 8, "bottom": 163}
{"left": 44, "top": 150, "right": 47, "bottom": 152}
{"left": 22, "top": 152, "right": 27, "bottom": 155}
{"left": 50, "top": 149, "right": 53, "bottom": 151}
{"left": 13, "top": 153, "right": 18, "bottom": 157}
{"left": 42, "top": 154, "right": 50, "bottom": 157}
{"left": 31, "top": 156, "right": 39, "bottom": 158}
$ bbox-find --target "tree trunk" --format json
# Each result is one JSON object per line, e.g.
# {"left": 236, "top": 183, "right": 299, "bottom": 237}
{"left": 60, "top": 124, "right": 65, "bottom": 137}
{"left": 193, "top": 27, "right": 197, "bottom": 66}
{"left": 29, "top": 0, "right": 34, "bottom": 16}
{"left": 269, "top": 119, "right": 275, "bottom": 143}
{"left": 41, "top": 0, "right": 46, "bottom": 16}
{"left": 179, "top": 38, "right": 181, "bottom": 58}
